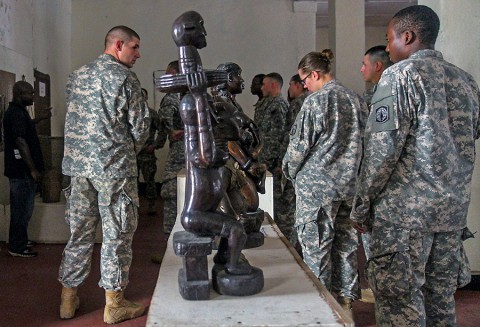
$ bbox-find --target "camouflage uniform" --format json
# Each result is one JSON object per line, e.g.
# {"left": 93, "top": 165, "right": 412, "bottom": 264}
{"left": 253, "top": 97, "right": 267, "bottom": 127}
{"left": 158, "top": 92, "right": 184, "bottom": 234}
{"left": 137, "top": 107, "right": 163, "bottom": 200}
{"left": 362, "top": 87, "right": 375, "bottom": 109}
{"left": 254, "top": 95, "right": 288, "bottom": 228}
{"left": 283, "top": 80, "right": 367, "bottom": 299}
{"left": 350, "top": 50, "right": 480, "bottom": 326}
{"left": 277, "top": 92, "right": 309, "bottom": 243}
{"left": 58, "top": 54, "right": 150, "bottom": 291}
{"left": 360, "top": 87, "right": 376, "bottom": 261}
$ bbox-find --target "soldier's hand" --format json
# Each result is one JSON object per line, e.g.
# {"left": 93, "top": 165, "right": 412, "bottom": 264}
{"left": 171, "top": 130, "right": 184, "bottom": 141}
{"left": 352, "top": 221, "right": 367, "bottom": 234}
{"left": 145, "top": 144, "right": 155, "bottom": 154}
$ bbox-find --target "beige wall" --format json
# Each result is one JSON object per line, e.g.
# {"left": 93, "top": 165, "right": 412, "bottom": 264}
{"left": 70, "top": 0, "right": 316, "bottom": 120}
{"left": 70, "top": 0, "right": 316, "bottom": 175}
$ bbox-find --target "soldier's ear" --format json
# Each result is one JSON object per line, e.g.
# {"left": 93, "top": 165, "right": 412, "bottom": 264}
{"left": 403, "top": 30, "right": 416, "bottom": 45}
{"left": 115, "top": 40, "right": 124, "bottom": 52}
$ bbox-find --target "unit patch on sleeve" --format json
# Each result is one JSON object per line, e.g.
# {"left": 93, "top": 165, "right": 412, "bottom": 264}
{"left": 375, "top": 105, "right": 389, "bottom": 123}
{"left": 369, "top": 82, "right": 398, "bottom": 133}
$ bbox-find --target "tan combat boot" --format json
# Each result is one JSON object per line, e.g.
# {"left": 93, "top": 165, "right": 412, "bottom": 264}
{"left": 60, "top": 287, "right": 80, "bottom": 319}
{"left": 104, "top": 290, "right": 145, "bottom": 324}
{"left": 337, "top": 296, "right": 354, "bottom": 320}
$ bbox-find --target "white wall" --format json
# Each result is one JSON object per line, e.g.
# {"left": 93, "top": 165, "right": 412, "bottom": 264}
{"left": 32, "top": 0, "right": 72, "bottom": 137}
{"left": 316, "top": 25, "right": 389, "bottom": 93}
{"left": 421, "top": 0, "right": 480, "bottom": 272}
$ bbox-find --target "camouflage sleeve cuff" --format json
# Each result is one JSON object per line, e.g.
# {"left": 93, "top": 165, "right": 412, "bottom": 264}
{"left": 350, "top": 196, "right": 370, "bottom": 224}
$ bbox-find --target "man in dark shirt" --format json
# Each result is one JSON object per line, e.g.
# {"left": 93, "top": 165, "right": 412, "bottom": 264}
{"left": 3, "top": 81, "right": 51, "bottom": 257}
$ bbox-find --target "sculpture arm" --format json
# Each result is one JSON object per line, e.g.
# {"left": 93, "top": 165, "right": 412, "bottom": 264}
{"left": 186, "top": 71, "right": 217, "bottom": 167}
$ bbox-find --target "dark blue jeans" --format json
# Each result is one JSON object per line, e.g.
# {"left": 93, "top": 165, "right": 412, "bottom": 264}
{"left": 8, "top": 176, "right": 36, "bottom": 252}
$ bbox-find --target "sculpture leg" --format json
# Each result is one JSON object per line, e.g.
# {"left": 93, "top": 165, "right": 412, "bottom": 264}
{"left": 222, "top": 223, "right": 251, "bottom": 275}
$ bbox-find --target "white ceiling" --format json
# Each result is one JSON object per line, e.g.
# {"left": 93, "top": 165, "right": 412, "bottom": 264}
{"left": 297, "top": 0, "right": 418, "bottom": 27}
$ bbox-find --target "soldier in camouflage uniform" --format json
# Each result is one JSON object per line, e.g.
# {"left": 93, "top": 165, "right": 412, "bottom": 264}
{"left": 251, "top": 74, "right": 266, "bottom": 125}
{"left": 256, "top": 72, "right": 288, "bottom": 234}
{"left": 350, "top": 5, "right": 480, "bottom": 326}
{"left": 360, "top": 45, "right": 392, "bottom": 108}
{"left": 58, "top": 26, "right": 150, "bottom": 324}
{"left": 137, "top": 88, "right": 165, "bottom": 214}
{"left": 283, "top": 50, "right": 367, "bottom": 314}
{"left": 276, "top": 74, "right": 309, "bottom": 246}
{"left": 358, "top": 45, "right": 391, "bottom": 304}
{"left": 159, "top": 60, "right": 184, "bottom": 236}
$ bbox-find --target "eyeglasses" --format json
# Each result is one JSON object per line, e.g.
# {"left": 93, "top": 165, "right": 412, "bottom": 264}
{"left": 301, "top": 71, "right": 313, "bottom": 86}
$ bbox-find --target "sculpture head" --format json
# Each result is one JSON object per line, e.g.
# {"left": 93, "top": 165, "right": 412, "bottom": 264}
{"left": 215, "top": 62, "right": 244, "bottom": 95}
{"left": 172, "top": 11, "right": 207, "bottom": 49}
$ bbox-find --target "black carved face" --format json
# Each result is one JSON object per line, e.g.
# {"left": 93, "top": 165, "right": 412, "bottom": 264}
{"left": 228, "top": 73, "right": 244, "bottom": 95}
{"left": 172, "top": 11, "right": 207, "bottom": 49}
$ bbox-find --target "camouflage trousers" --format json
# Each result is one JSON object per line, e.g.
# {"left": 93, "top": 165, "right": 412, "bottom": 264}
{"left": 58, "top": 176, "right": 139, "bottom": 291}
{"left": 160, "top": 177, "right": 178, "bottom": 235}
{"left": 367, "top": 218, "right": 463, "bottom": 327}
{"left": 275, "top": 176, "right": 297, "bottom": 244}
{"left": 137, "top": 157, "right": 157, "bottom": 200}
{"left": 296, "top": 200, "right": 359, "bottom": 299}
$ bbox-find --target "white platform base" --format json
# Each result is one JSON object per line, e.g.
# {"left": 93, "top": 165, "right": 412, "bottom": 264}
{"left": 1, "top": 195, "right": 102, "bottom": 243}
{"left": 146, "top": 215, "right": 353, "bottom": 326}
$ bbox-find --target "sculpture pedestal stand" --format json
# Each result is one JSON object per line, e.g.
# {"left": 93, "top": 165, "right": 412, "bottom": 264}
{"left": 212, "top": 264, "right": 264, "bottom": 296}
{"left": 173, "top": 231, "right": 213, "bottom": 300}
{"left": 211, "top": 209, "right": 265, "bottom": 295}
{"left": 240, "top": 209, "right": 265, "bottom": 249}
{"left": 173, "top": 209, "right": 265, "bottom": 300}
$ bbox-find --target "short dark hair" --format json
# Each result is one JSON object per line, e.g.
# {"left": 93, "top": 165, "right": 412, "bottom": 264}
{"left": 265, "top": 72, "right": 283, "bottom": 88}
{"left": 365, "top": 45, "right": 392, "bottom": 70}
{"left": 290, "top": 74, "right": 301, "bottom": 84}
{"left": 391, "top": 5, "right": 440, "bottom": 47}
{"left": 252, "top": 74, "right": 265, "bottom": 84}
{"left": 105, "top": 25, "right": 140, "bottom": 48}
{"left": 166, "top": 60, "right": 179, "bottom": 74}
{"left": 13, "top": 81, "right": 33, "bottom": 99}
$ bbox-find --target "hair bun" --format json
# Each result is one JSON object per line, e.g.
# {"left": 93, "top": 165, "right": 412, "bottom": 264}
{"left": 321, "top": 49, "right": 334, "bottom": 62}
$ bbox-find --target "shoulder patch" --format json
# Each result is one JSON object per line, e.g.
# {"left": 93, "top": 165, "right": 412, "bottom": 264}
{"left": 369, "top": 82, "right": 398, "bottom": 133}
{"left": 375, "top": 105, "right": 390, "bottom": 123}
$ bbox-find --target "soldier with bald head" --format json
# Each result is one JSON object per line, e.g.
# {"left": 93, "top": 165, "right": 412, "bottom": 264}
{"left": 351, "top": 5, "right": 480, "bottom": 326}
{"left": 58, "top": 25, "right": 150, "bottom": 324}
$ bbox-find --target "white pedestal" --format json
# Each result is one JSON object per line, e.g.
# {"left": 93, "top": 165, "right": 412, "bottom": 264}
{"left": 147, "top": 215, "right": 352, "bottom": 326}
{"left": 1, "top": 195, "right": 102, "bottom": 243}
{"left": 147, "top": 169, "right": 352, "bottom": 326}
